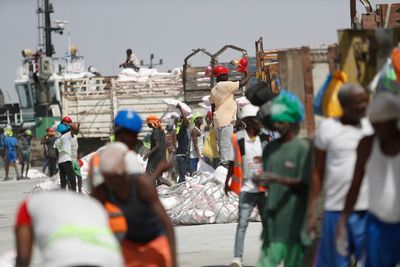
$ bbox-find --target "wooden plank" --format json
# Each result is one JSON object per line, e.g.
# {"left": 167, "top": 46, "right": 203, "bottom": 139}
{"left": 301, "top": 47, "right": 316, "bottom": 138}
{"left": 278, "top": 49, "right": 305, "bottom": 101}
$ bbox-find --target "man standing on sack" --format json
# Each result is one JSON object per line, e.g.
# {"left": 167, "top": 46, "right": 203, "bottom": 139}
{"left": 210, "top": 65, "right": 253, "bottom": 167}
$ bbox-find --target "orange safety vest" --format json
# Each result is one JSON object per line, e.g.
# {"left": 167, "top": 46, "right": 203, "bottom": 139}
{"left": 230, "top": 133, "right": 243, "bottom": 195}
{"left": 89, "top": 153, "right": 128, "bottom": 238}
{"left": 229, "top": 132, "right": 266, "bottom": 195}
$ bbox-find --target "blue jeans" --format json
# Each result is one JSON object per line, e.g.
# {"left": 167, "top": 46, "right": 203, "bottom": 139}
{"left": 234, "top": 191, "right": 266, "bottom": 259}
{"left": 176, "top": 155, "right": 189, "bottom": 183}
{"left": 364, "top": 213, "right": 400, "bottom": 267}
{"left": 317, "top": 211, "right": 367, "bottom": 267}
{"left": 190, "top": 158, "right": 199, "bottom": 173}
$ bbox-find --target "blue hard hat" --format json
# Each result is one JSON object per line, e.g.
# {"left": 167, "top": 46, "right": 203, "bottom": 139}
{"left": 114, "top": 109, "right": 143, "bottom": 133}
{"left": 56, "top": 123, "right": 71, "bottom": 134}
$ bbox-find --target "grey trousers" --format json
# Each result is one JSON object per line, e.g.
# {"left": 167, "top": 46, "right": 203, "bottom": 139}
{"left": 217, "top": 124, "right": 234, "bottom": 165}
{"left": 234, "top": 191, "right": 266, "bottom": 259}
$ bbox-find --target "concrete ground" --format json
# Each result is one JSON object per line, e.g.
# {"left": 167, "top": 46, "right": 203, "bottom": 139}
{"left": 0, "top": 167, "right": 263, "bottom": 267}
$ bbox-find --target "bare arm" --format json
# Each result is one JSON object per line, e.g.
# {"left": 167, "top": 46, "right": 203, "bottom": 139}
{"left": 341, "top": 136, "right": 373, "bottom": 220}
{"left": 137, "top": 175, "right": 177, "bottom": 267}
{"left": 307, "top": 148, "right": 326, "bottom": 235}
{"left": 150, "top": 161, "right": 172, "bottom": 181}
{"left": 238, "top": 72, "right": 254, "bottom": 88}
{"left": 176, "top": 104, "right": 188, "bottom": 126}
{"left": 15, "top": 225, "right": 33, "bottom": 267}
{"left": 145, "top": 129, "right": 161, "bottom": 159}
{"left": 191, "top": 128, "right": 201, "bottom": 159}
{"left": 224, "top": 161, "right": 234, "bottom": 195}
{"left": 255, "top": 171, "right": 305, "bottom": 188}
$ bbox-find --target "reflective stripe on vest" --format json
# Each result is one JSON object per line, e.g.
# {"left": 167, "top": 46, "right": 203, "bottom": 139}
{"left": 48, "top": 225, "right": 120, "bottom": 252}
{"left": 230, "top": 133, "right": 242, "bottom": 195}
{"left": 90, "top": 154, "right": 128, "bottom": 236}
{"left": 230, "top": 133, "right": 266, "bottom": 194}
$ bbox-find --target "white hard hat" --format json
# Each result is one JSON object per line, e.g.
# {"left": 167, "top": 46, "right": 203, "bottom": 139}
{"left": 239, "top": 104, "right": 259, "bottom": 119}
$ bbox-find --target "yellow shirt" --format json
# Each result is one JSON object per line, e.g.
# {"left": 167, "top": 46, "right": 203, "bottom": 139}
{"left": 210, "top": 81, "right": 240, "bottom": 128}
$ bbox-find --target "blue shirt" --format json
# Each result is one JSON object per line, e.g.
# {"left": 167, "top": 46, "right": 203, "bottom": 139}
{"left": 3, "top": 136, "right": 17, "bottom": 153}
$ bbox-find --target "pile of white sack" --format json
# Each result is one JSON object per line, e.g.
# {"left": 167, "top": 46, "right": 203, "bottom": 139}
{"left": 158, "top": 166, "right": 260, "bottom": 225}
{"left": 117, "top": 67, "right": 182, "bottom": 82}
{"left": 31, "top": 151, "right": 260, "bottom": 225}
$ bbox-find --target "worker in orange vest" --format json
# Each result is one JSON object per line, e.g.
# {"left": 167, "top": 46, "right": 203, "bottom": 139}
{"left": 224, "top": 104, "right": 266, "bottom": 267}
{"left": 89, "top": 110, "right": 177, "bottom": 267}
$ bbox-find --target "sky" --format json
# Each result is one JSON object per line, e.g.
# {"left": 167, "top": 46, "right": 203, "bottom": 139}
{"left": 1, "top": 0, "right": 398, "bottom": 103}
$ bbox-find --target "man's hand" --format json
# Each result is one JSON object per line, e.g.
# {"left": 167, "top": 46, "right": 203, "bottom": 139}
{"left": 224, "top": 182, "right": 231, "bottom": 196}
{"left": 307, "top": 210, "right": 318, "bottom": 239}
{"left": 254, "top": 172, "right": 278, "bottom": 185}
{"left": 336, "top": 215, "right": 349, "bottom": 256}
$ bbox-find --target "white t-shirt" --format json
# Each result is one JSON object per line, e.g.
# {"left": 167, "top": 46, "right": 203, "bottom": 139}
{"left": 237, "top": 130, "right": 263, "bottom": 193}
{"left": 16, "top": 191, "right": 124, "bottom": 267}
{"left": 190, "top": 126, "right": 204, "bottom": 159}
{"left": 54, "top": 132, "right": 72, "bottom": 164}
{"left": 367, "top": 138, "right": 400, "bottom": 223}
{"left": 71, "top": 135, "right": 78, "bottom": 159}
{"left": 314, "top": 118, "right": 373, "bottom": 211}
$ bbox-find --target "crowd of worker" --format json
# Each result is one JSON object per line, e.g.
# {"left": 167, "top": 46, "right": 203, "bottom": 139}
{"left": 2, "top": 55, "right": 400, "bottom": 267}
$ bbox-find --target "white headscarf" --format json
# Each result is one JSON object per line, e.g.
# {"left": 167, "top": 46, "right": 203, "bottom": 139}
{"left": 368, "top": 92, "right": 400, "bottom": 123}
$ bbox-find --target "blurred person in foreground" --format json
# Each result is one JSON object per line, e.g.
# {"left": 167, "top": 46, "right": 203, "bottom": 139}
{"left": 89, "top": 109, "right": 176, "bottom": 267}
{"left": 308, "top": 84, "right": 372, "bottom": 267}
{"left": 337, "top": 92, "right": 400, "bottom": 267}
{"left": 14, "top": 190, "right": 124, "bottom": 267}
{"left": 255, "top": 91, "right": 311, "bottom": 267}
{"left": 92, "top": 143, "right": 177, "bottom": 267}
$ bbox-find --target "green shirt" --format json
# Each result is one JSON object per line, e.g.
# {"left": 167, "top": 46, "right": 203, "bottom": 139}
{"left": 262, "top": 137, "right": 312, "bottom": 244}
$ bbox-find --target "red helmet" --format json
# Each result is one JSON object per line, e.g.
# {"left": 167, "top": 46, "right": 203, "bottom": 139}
{"left": 237, "top": 57, "right": 248, "bottom": 74}
{"left": 47, "top": 127, "right": 55, "bottom": 136}
{"left": 70, "top": 122, "right": 79, "bottom": 130}
{"left": 213, "top": 65, "right": 229, "bottom": 77}
{"left": 61, "top": 116, "right": 72, "bottom": 123}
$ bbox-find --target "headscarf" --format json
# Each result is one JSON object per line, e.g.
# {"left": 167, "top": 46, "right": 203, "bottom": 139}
{"left": 191, "top": 112, "right": 203, "bottom": 124}
{"left": 270, "top": 90, "right": 305, "bottom": 123}
{"left": 4, "top": 125, "right": 13, "bottom": 137}
{"left": 146, "top": 115, "right": 162, "bottom": 130}
{"left": 368, "top": 92, "right": 400, "bottom": 123}
{"left": 99, "top": 143, "right": 127, "bottom": 176}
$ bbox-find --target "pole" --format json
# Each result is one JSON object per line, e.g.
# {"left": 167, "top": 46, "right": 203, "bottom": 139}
{"left": 350, "top": 0, "right": 357, "bottom": 29}
{"left": 44, "top": 0, "right": 53, "bottom": 56}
